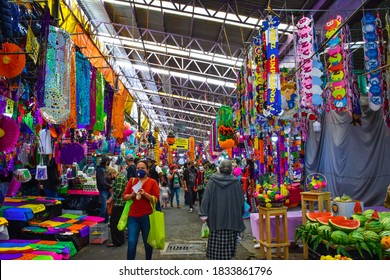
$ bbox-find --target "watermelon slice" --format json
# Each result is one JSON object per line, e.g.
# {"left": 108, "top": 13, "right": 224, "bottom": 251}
{"left": 317, "top": 215, "right": 347, "bottom": 225}
{"left": 306, "top": 212, "right": 333, "bottom": 222}
{"left": 329, "top": 218, "right": 360, "bottom": 233}
{"left": 353, "top": 201, "right": 363, "bottom": 214}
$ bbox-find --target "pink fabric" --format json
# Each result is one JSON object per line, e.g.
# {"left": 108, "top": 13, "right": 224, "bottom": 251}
{"left": 33, "top": 250, "right": 62, "bottom": 260}
{"left": 82, "top": 216, "right": 105, "bottom": 222}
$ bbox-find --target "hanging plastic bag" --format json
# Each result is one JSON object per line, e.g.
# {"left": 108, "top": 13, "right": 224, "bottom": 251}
{"left": 13, "top": 169, "right": 32, "bottom": 183}
{"left": 117, "top": 200, "right": 133, "bottom": 231}
{"left": 35, "top": 165, "right": 48, "bottom": 180}
{"left": 201, "top": 223, "right": 209, "bottom": 238}
{"left": 147, "top": 199, "right": 166, "bottom": 249}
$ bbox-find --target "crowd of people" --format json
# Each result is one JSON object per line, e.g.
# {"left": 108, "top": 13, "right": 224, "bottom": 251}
{"left": 95, "top": 155, "right": 246, "bottom": 260}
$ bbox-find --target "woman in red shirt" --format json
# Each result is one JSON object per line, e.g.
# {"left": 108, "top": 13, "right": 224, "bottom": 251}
{"left": 123, "top": 160, "right": 160, "bottom": 260}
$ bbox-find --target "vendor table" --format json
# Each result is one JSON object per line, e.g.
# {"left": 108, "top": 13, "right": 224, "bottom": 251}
{"left": 250, "top": 210, "right": 302, "bottom": 242}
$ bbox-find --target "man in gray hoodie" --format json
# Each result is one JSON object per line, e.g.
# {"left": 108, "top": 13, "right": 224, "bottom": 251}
{"left": 200, "top": 159, "right": 245, "bottom": 260}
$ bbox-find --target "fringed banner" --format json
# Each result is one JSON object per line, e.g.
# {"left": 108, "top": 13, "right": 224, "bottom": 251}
{"left": 93, "top": 71, "right": 105, "bottom": 132}
{"left": 86, "top": 66, "right": 97, "bottom": 130}
{"left": 66, "top": 46, "right": 77, "bottom": 129}
{"left": 75, "top": 51, "right": 91, "bottom": 126}
{"left": 104, "top": 82, "right": 115, "bottom": 137}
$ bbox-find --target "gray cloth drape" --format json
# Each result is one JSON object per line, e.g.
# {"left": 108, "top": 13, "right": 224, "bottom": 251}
{"left": 305, "top": 109, "right": 390, "bottom": 207}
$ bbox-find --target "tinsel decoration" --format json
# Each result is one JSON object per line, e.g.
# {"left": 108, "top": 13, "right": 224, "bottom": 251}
{"left": 188, "top": 137, "right": 195, "bottom": 161}
{"left": 104, "top": 82, "right": 115, "bottom": 136}
{"left": 112, "top": 92, "right": 126, "bottom": 141}
{"left": 75, "top": 51, "right": 91, "bottom": 126}
{"left": 93, "top": 71, "right": 105, "bottom": 132}
{"left": 154, "top": 129, "right": 160, "bottom": 163}
{"left": 86, "top": 66, "right": 97, "bottom": 130}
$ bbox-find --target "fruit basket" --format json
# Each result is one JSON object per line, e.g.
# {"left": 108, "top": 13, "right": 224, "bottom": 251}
{"left": 305, "top": 173, "right": 327, "bottom": 192}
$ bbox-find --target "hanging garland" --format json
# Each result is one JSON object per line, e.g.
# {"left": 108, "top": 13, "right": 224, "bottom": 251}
{"left": 111, "top": 92, "right": 126, "bottom": 142}
{"left": 86, "top": 66, "right": 97, "bottom": 130}
{"left": 104, "top": 82, "right": 115, "bottom": 137}
{"left": 188, "top": 136, "right": 195, "bottom": 162}
{"left": 362, "top": 12, "right": 382, "bottom": 111}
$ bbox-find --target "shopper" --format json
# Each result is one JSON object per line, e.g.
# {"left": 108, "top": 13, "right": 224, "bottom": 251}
{"left": 42, "top": 157, "right": 61, "bottom": 198}
{"left": 167, "top": 164, "right": 182, "bottom": 208}
{"left": 96, "top": 155, "right": 112, "bottom": 223}
{"left": 123, "top": 160, "right": 160, "bottom": 260}
{"left": 183, "top": 161, "right": 197, "bottom": 212}
{"left": 105, "top": 167, "right": 127, "bottom": 247}
{"left": 200, "top": 159, "right": 245, "bottom": 260}
{"left": 124, "top": 154, "right": 137, "bottom": 180}
{"left": 195, "top": 162, "right": 206, "bottom": 207}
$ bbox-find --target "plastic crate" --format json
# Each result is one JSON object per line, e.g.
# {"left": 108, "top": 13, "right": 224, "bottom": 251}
{"left": 89, "top": 223, "right": 108, "bottom": 245}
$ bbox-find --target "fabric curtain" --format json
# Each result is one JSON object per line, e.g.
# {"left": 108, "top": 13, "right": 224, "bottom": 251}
{"left": 305, "top": 109, "right": 390, "bottom": 206}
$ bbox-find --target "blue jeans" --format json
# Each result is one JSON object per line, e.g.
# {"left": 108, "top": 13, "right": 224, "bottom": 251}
{"left": 99, "top": 190, "right": 110, "bottom": 223}
{"left": 127, "top": 215, "right": 153, "bottom": 260}
{"left": 170, "top": 187, "right": 180, "bottom": 206}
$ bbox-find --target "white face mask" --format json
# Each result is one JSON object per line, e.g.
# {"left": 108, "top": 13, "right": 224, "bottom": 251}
{"left": 199, "top": 166, "right": 204, "bottom": 171}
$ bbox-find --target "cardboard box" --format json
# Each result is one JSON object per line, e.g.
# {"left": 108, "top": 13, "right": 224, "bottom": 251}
{"left": 331, "top": 200, "right": 364, "bottom": 218}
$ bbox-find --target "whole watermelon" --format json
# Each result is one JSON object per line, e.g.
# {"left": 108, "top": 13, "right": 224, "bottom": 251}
{"left": 362, "top": 230, "right": 380, "bottom": 243}
{"left": 379, "top": 231, "right": 390, "bottom": 238}
{"left": 363, "top": 209, "right": 375, "bottom": 220}
{"left": 364, "top": 220, "right": 383, "bottom": 233}
{"left": 305, "top": 221, "right": 319, "bottom": 232}
{"left": 354, "top": 227, "right": 365, "bottom": 234}
{"left": 380, "top": 217, "right": 390, "bottom": 231}
{"left": 331, "top": 230, "right": 349, "bottom": 245}
{"left": 317, "top": 225, "right": 332, "bottom": 240}
{"left": 350, "top": 214, "right": 367, "bottom": 227}
{"left": 348, "top": 231, "right": 364, "bottom": 244}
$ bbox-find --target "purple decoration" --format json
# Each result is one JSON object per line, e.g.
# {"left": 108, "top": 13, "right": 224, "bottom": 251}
{"left": 0, "top": 95, "right": 6, "bottom": 114}
{"left": 104, "top": 83, "right": 114, "bottom": 137}
{"left": 60, "top": 143, "right": 85, "bottom": 164}
{"left": 50, "top": 217, "right": 70, "bottom": 222}
{"left": 79, "top": 226, "right": 90, "bottom": 238}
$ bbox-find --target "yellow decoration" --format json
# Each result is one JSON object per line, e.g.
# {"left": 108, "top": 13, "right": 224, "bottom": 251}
{"left": 154, "top": 130, "right": 160, "bottom": 163}
{"left": 188, "top": 137, "right": 195, "bottom": 161}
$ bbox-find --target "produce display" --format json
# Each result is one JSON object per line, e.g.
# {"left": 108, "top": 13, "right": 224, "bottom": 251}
{"left": 296, "top": 203, "right": 390, "bottom": 259}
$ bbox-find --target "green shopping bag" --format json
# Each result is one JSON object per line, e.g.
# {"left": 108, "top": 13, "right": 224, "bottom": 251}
{"left": 147, "top": 199, "right": 166, "bottom": 250}
{"left": 117, "top": 200, "right": 133, "bottom": 231}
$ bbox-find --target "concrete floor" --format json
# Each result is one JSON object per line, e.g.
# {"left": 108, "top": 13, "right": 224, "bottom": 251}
{"left": 72, "top": 190, "right": 304, "bottom": 260}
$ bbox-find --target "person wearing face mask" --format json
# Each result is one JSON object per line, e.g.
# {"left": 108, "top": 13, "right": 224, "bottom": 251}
{"left": 123, "top": 160, "right": 160, "bottom": 260}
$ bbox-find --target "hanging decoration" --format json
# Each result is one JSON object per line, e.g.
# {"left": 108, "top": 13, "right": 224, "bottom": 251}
{"left": 75, "top": 51, "right": 91, "bottom": 126}
{"left": 26, "top": 26, "right": 40, "bottom": 65}
{"left": 86, "top": 66, "right": 97, "bottom": 130}
{"left": 264, "top": 15, "right": 282, "bottom": 116}
{"left": 0, "top": 0, "right": 13, "bottom": 46}
{"left": 296, "top": 17, "right": 314, "bottom": 110}
{"left": 154, "top": 129, "right": 160, "bottom": 163}
{"left": 66, "top": 46, "right": 77, "bottom": 129}
{"left": 0, "top": 114, "right": 20, "bottom": 153}
{"left": 104, "top": 82, "right": 115, "bottom": 137}
{"left": 188, "top": 136, "right": 195, "bottom": 162}
{"left": 217, "top": 105, "right": 235, "bottom": 150}
{"left": 0, "top": 42, "right": 26, "bottom": 79}
{"left": 376, "top": 12, "right": 387, "bottom": 115}
{"left": 40, "top": 26, "right": 72, "bottom": 124}
{"left": 166, "top": 131, "right": 176, "bottom": 146}
{"left": 361, "top": 12, "right": 382, "bottom": 111}
{"left": 112, "top": 92, "right": 126, "bottom": 142}
{"left": 94, "top": 71, "right": 105, "bottom": 132}
{"left": 253, "top": 33, "right": 266, "bottom": 121}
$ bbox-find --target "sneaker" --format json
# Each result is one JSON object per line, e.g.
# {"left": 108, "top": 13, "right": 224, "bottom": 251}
{"left": 177, "top": 205, "right": 181, "bottom": 209}
{"left": 189, "top": 208, "right": 193, "bottom": 213}
{"left": 170, "top": 203, "right": 173, "bottom": 208}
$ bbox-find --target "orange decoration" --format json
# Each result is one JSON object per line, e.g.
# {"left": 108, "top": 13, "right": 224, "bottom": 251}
{"left": 112, "top": 91, "right": 126, "bottom": 140}
{"left": 218, "top": 139, "right": 235, "bottom": 150}
{"left": 0, "top": 43, "right": 26, "bottom": 78}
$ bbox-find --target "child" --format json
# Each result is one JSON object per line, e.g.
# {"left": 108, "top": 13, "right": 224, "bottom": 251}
{"left": 160, "top": 181, "right": 170, "bottom": 208}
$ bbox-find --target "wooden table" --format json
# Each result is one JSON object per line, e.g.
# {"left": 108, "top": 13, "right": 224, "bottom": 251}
{"left": 300, "top": 191, "right": 331, "bottom": 259}
{"left": 258, "top": 206, "right": 290, "bottom": 260}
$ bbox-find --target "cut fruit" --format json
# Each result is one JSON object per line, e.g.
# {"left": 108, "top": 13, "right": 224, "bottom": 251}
{"left": 306, "top": 212, "right": 333, "bottom": 222}
{"left": 329, "top": 218, "right": 360, "bottom": 233}
{"left": 317, "top": 215, "right": 347, "bottom": 225}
